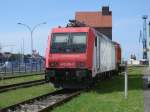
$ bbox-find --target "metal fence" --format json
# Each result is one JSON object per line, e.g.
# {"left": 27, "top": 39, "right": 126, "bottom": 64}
{"left": 0, "top": 61, "right": 45, "bottom": 75}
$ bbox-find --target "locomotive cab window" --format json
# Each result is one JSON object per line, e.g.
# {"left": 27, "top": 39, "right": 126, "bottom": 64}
{"left": 51, "top": 32, "right": 87, "bottom": 53}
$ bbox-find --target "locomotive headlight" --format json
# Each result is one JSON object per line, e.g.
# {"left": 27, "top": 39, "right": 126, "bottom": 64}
{"left": 49, "top": 62, "right": 58, "bottom": 67}
{"left": 76, "top": 62, "right": 86, "bottom": 68}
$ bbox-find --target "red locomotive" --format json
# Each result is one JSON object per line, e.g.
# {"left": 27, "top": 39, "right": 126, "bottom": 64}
{"left": 45, "top": 21, "right": 121, "bottom": 88}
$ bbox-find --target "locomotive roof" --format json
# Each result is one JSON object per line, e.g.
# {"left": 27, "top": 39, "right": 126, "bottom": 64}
{"left": 51, "top": 27, "right": 90, "bottom": 33}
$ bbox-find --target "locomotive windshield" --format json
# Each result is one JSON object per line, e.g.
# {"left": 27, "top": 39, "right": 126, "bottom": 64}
{"left": 50, "top": 33, "right": 87, "bottom": 53}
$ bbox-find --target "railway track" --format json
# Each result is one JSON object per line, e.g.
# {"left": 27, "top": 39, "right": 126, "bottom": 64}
{"left": 0, "top": 89, "right": 82, "bottom": 112}
{"left": 0, "top": 79, "right": 46, "bottom": 93}
{"left": 0, "top": 73, "right": 44, "bottom": 80}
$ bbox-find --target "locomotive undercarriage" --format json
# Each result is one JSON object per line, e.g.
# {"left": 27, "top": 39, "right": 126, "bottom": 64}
{"left": 45, "top": 68, "right": 119, "bottom": 89}
{"left": 45, "top": 68, "right": 93, "bottom": 88}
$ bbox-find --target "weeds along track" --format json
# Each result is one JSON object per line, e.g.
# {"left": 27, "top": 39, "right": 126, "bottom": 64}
{"left": 0, "top": 89, "right": 82, "bottom": 112}
{"left": 0, "top": 79, "right": 46, "bottom": 93}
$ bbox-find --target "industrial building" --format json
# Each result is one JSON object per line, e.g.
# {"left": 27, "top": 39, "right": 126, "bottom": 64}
{"left": 75, "top": 6, "right": 112, "bottom": 39}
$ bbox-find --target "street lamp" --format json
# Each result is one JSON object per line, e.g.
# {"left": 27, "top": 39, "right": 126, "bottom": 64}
{"left": 149, "top": 22, "right": 150, "bottom": 67}
{"left": 149, "top": 22, "right": 150, "bottom": 37}
{"left": 17, "top": 22, "right": 46, "bottom": 55}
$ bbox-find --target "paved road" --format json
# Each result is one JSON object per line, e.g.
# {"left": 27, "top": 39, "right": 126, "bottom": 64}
{"left": 143, "top": 68, "right": 150, "bottom": 112}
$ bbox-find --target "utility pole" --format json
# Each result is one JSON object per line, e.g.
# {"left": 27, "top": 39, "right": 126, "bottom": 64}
{"left": 149, "top": 22, "right": 150, "bottom": 41}
{"left": 149, "top": 22, "right": 150, "bottom": 67}
{"left": 149, "top": 22, "right": 150, "bottom": 38}
{"left": 20, "top": 38, "right": 24, "bottom": 64}
{"left": 108, "top": 0, "right": 110, "bottom": 6}
{"left": 142, "top": 15, "right": 148, "bottom": 61}
{"left": 0, "top": 43, "right": 2, "bottom": 53}
{"left": 124, "top": 62, "right": 128, "bottom": 99}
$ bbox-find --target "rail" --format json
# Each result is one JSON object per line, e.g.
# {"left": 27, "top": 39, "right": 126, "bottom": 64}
{"left": 0, "top": 79, "right": 46, "bottom": 93}
{"left": 0, "top": 89, "right": 82, "bottom": 112}
{"left": 1, "top": 72, "right": 44, "bottom": 80}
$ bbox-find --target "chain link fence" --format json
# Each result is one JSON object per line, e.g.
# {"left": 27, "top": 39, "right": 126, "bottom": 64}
{"left": 0, "top": 60, "right": 45, "bottom": 76}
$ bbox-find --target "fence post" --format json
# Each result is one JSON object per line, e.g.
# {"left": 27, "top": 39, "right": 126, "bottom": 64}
{"left": 19, "top": 62, "right": 20, "bottom": 73}
{"left": 4, "top": 63, "right": 6, "bottom": 75}
{"left": 39, "top": 59, "right": 41, "bottom": 72}
{"left": 124, "top": 62, "right": 128, "bottom": 99}
{"left": 25, "top": 62, "right": 26, "bottom": 73}
{"left": 11, "top": 63, "right": 13, "bottom": 75}
{"left": 36, "top": 62, "right": 37, "bottom": 72}
{"left": 31, "top": 60, "right": 32, "bottom": 73}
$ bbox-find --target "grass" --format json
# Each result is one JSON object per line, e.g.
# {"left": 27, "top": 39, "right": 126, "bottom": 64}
{"left": 0, "top": 83, "right": 55, "bottom": 108}
{"left": 0, "top": 75, "right": 45, "bottom": 86}
{"left": 1, "top": 72, "right": 44, "bottom": 78}
{"left": 51, "top": 66, "right": 145, "bottom": 112}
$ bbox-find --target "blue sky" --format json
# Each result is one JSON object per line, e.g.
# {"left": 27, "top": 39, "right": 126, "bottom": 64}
{"left": 0, "top": 0, "right": 150, "bottom": 59}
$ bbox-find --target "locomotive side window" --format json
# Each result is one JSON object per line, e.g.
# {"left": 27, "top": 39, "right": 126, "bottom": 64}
{"left": 51, "top": 32, "right": 87, "bottom": 53}
{"left": 95, "top": 36, "right": 97, "bottom": 46}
